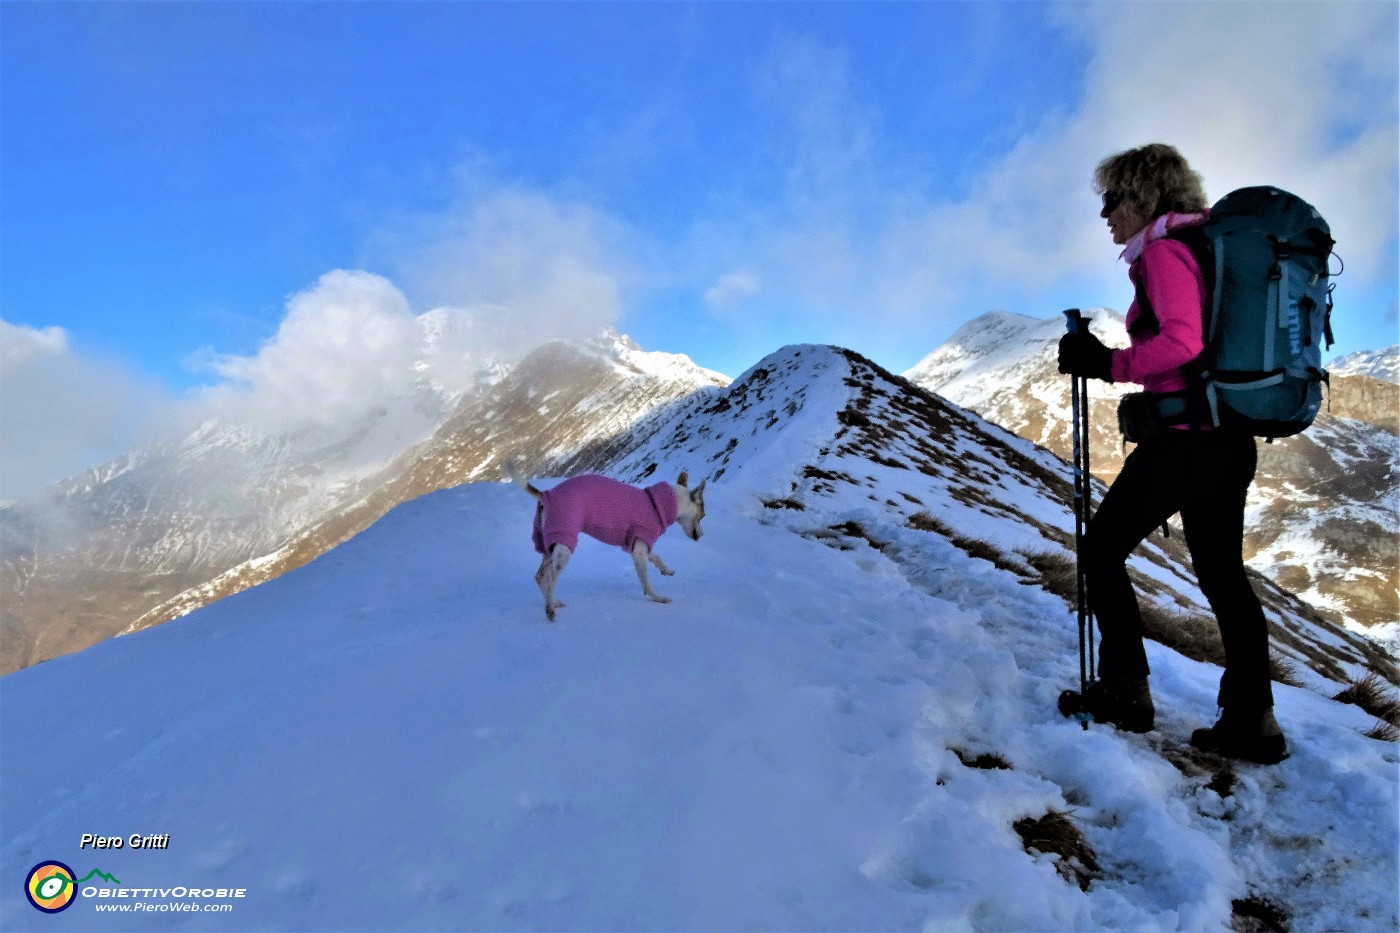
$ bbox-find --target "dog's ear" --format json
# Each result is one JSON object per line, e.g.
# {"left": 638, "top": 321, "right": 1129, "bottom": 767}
{"left": 694, "top": 477, "right": 707, "bottom": 497}
{"left": 677, "top": 470, "right": 690, "bottom": 488}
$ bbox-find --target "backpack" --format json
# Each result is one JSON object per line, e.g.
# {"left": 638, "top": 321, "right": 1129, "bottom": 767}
{"left": 1135, "top": 186, "right": 1336, "bottom": 439}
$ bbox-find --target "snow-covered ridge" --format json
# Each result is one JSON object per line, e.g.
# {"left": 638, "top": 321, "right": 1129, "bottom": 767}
{"left": 506, "top": 341, "right": 1390, "bottom": 690}
{"left": 904, "top": 309, "right": 1126, "bottom": 399}
{"left": 583, "top": 328, "right": 731, "bottom": 385}
{"left": 2, "top": 344, "right": 1395, "bottom": 931}
{"left": 1331, "top": 345, "right": 1399, "bottom": 384}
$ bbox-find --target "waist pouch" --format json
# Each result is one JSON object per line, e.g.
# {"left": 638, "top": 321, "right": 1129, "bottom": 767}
{"left": 1117, "top": 391, "right": 1196, "bottom": 443}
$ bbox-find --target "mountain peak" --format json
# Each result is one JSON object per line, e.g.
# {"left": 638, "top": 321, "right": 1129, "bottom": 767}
{"left": 904, "top": 309, "right": 1124, "bottom": 392}
{"left": 574, "top": 328, "right": 730, "bottom": 386}
{"left": 1331, "top": 345, "right": 1399, "bottom": 384}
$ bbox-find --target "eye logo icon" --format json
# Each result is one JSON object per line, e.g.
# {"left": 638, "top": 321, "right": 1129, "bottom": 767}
{"left": 25, "top": 862, "right": 120, "bottom": 913}
{"left": 25, "top": 861, "right": 78, "bottom": 913}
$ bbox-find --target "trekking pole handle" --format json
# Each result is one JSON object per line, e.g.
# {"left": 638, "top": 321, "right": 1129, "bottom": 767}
{"left": 1063, "top": 308, "right": 1086, "bottom": 335}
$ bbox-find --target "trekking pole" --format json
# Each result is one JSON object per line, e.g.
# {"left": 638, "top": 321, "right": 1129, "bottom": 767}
{"left": 1077, "top": 323, "right": 1094, "bottom": 688}
{"left": 1062, "top": 309, "right": 1095, "bottom": 729}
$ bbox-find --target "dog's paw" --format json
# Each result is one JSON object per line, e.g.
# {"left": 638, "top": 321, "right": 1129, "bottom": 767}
{"left": 660, "top": 567, "right": 676, "bottom": 577}
{"left": 650, "top": 594, "right": 672, "bottom": 605}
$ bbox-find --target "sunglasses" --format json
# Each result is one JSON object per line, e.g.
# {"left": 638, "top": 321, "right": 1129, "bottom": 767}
{"left": 1101, "top": 189, "right": 1127, "bottom": 215}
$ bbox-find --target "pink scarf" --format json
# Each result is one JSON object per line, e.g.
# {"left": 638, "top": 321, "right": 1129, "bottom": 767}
{"left": 1120, "top": 211, "right": 1210, "bottom": 264}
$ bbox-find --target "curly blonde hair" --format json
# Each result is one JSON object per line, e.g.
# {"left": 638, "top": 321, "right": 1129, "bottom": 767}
{"left": 1094, "top": 144, "right": 1208, "bottom": 218}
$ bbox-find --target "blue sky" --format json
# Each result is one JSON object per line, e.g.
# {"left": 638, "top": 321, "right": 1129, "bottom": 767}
{"left": 2, "top": 1, "right": 1397, "bottom": 498}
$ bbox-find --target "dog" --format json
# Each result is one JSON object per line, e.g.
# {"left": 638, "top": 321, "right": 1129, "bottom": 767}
{"left": 508, "top": 467, "right": 707, "bottom": 621}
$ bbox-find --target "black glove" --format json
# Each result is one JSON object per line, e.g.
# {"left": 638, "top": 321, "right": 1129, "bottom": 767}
{"left": 1057, "top": 330, "right": 1114, "bottom": 381}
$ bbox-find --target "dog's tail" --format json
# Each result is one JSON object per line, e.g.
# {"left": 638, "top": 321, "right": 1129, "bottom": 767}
{"left": 505, "top": 458, "right": 543, "bottom": 500}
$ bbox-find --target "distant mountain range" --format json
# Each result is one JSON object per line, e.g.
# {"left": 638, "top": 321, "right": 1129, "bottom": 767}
{"left": 904, "top": 312, "right": 1397, "bottom": 636}
{"left": 1331, "top": 345, "right": 1400, "bottom": 384}
{"left": 3, "top": 321, "right": 1393, "bottom": 675}
{"left": 0, "top": 331, "right": 724, "bottom": 673}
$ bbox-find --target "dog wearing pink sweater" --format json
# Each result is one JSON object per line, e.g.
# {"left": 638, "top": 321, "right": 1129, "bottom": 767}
{"left": 508, "top": 468, "right": 707, "bottom": 621}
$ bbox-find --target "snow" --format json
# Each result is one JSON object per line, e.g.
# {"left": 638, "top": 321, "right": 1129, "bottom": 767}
{"left": 1330, "top": 346, "right": 1400, "bottom": 384}
{"left": 588, "top": 329, "right": 731, "bottom": 386}
{"left": 4, "top": 473, "right": 1396, "bottom": 931}
{"left": 903, "top": 309, "right": 1128, "bottom": 404}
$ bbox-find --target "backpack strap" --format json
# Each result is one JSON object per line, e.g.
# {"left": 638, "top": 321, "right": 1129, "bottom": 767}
{"left": 1130, "top": 277, "right": 1160, "bottom": 337}
{"left": 1265, "top": 242, "right": 1283, "bottom": 372}
{"left": 1210, "top": 234, "right": 1226, "bottom": 344}
{"left": 1129, "top": 227, "right": 1220, "bottom": 429}
{"left": 1168, "top": 225, "right": 1216, "bottom": 332}
{"left": 1130, "top": 226, "right": 1215, "bottom": 341}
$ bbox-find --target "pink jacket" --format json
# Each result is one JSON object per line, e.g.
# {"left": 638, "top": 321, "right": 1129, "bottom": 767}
{"left": 1110, "top": 211, "right": 1209, "bottom": 394}
{"left": 532, "top": 474, "right": 679, "bottom": 555}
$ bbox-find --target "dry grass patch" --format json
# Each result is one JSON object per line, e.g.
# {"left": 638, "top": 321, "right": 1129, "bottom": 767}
{"left": 951, "top": 748, "right": 1012, "bottom": 771}
{"left": 907, "top": 511, "right": 1022, "bottom": 575}
{"left": 1333, "top": 673, "right": 1400, "bottom": 724}
{"left": 1363, "top": 720, "right": 1400, "bottom": 742}
{"left": 1138, "top": 601, "right": 1226, "bottom": 668}
{"left": 1013, "top": 811, "right": 1101, "bottom": 892}
{"left": 1023, "top": 550, "right": 1078, "bottom": 608}
{"left": 1268, "top": 653, "right": 1305, "bottom": 688}
{"left": 762, "top": 497, "right": 805, "bottom": 511}
{"left": 828, "top": 520, "right": 889, "bottom": 552}
{"left": 1333, "top": 673, "right": 1400, "bottom": 742}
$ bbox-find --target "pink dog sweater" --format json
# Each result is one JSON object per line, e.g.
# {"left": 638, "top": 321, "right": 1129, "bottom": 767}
{"left": 532, "top": 474, "right": 679, "bottom": 555}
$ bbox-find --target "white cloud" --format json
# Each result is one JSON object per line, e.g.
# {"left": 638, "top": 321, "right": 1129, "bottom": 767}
{"left": 4, "top": 178, "right": 640, "bottom": 501}
{"left": 195, "top": 270, "right": 424, "bottom": 432}
{"left": 368, "top": 184, "right": 632, "bottom": 363}
{"left": 1059, "top": 1, "right": 1397, "bottom": 284}
{"left": 8, "top": 7, "right": 1394, "bottom": 497}
{"left": 705, "top": 270, "right": 763, "bottom": 310}
{"left": 0, "top": 321, "right": 168, "bottom": 501}
{"left": 0, "top": 323, "right": 66, "bottom": 364}
{"left": 684, "top": 3, "right": 1397, "bottom": 359}
{"left": 675, "top": 37, "right": 901, "bottom": 354}
{"left": 200, "top": 182, "right": 637, "bottom": 438}
{"left": 186, "top": 270, "right": 536, "bottom": 473}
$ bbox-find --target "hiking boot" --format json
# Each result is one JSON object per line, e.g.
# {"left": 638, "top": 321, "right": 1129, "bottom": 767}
{"left": 1191, "top": 708, "right": 1288, "bottom": 764}
{"left": 1058, "top": 677, "right": 1155, "bottom": 733}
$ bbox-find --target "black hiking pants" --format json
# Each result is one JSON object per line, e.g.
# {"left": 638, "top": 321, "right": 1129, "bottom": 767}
{"left": 1084, "top": 430, "right": 1274, "bottom": 711}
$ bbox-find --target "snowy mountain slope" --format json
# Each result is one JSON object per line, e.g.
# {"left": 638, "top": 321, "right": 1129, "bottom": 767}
{"left": 905, "top": 312, "right": 1399, "bottom": 634}
{"left": 1332, "top": 345, "right": 1399, "bottom": 384}
{"left": 1, "top": 371, "right": 483, "bottom": 673}
{"left": 0, "top": 331, "right": 726, "bottom": 674}
{"left": 583, "top": 344, "right": 1393, "bottom": 691}
{"left": 117, "top": 333, "right": 729, "bottom": 640}
{"left": 4, "top": 398, "right": 1396, "bottom": 930}
{"left": 903, "top": 311, "right": 1135, "bottom": 481}
{"left": 391, "top": 330, "right": 729, "bottom": 493}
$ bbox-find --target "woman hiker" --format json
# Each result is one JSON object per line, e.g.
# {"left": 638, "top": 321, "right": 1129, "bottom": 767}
{"left": 1056, "top": 143, "right": 1287, "bottom": 765}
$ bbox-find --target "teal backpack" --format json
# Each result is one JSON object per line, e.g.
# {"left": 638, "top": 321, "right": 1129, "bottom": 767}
{"left": 1137, "top": 186, "right": 1336, "bottom": 439}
